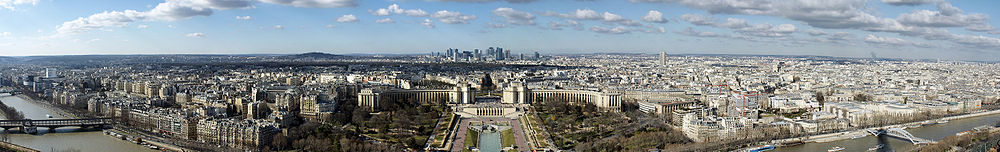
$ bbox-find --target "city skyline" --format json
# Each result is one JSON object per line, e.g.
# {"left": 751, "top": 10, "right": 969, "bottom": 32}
{"left": 1, "top": 0, "right": 1000, "bottom": 61}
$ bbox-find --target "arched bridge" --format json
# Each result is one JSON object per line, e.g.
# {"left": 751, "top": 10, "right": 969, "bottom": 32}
{"left": 867, "top": 127, "right": 936, "bottom": 144}
{"left": 0, "top": 118, "right": 112, "bottom": 133}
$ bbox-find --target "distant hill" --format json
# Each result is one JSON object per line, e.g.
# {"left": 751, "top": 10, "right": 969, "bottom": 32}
{"left": 0, "top": 56, "right": 21, "bottom": 63}
{"left": 286, "top": 52, "right": 345, "bottom": 59}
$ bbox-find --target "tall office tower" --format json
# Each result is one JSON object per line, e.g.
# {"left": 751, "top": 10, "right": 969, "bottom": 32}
{"left": 504, "top": 49, "right": 510, "bottom": 60}
{"left": 497, "top": 48, "right": 503, "bottom": 60}
{"left": 496, "top": 48, "right": 505, "bottom": 60}
{"left": 475, "top": 49, "right": 482, "bottom": 61}
{"left": 659, "top": 51, "right": 667, "bottom": 65}
{"left": 447, "top": 49, "right": 454, "bottom": 57}
{"left": 488, "top": 47, "right": 495, "bottom": 58}
{"left": 45, "top": 68, "right": 58, "bottom": 78}
{"left": 534, "top": 52, "right": 540, "bottom": 60}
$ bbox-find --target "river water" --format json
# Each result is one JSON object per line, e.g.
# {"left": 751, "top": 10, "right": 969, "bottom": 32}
{"left": 0, "top": 95, "right": 153, "bottom": 152}
{"left": 775, "top": 111, "right": 1000, "bottom": 152}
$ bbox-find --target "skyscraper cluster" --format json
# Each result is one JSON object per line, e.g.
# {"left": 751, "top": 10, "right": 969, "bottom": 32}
{"left": 440, "top": 47, "right": 517, "bottom": 61}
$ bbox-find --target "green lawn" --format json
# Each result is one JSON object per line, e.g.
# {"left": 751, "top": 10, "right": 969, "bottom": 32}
{"left": 501, "top": 129, "right": 515, "bottom": 148}
{"left": 465, "top": 129, "right": 479, "bottom": 148}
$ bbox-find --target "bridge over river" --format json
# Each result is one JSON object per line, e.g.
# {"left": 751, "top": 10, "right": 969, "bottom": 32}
{"left": 866, "top": 127, "right": 937, "bottom": 144}
{"left": 0, "top": 118, "right": 112, "bottom": 134}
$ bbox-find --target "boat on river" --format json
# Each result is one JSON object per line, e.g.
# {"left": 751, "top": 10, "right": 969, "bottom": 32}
{"left": 746, "top": 145, "right": 774, "bottom": 152}
{"left": 867, "top": 144, "right": 884, "bottom": 151}
{"left": 827, "top": 146, "right": 845, "bottom": 152}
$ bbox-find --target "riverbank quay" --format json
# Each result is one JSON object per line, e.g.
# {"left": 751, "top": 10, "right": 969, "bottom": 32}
{"left": 111, "top": 124, "right": 236, "bottom": 152}
{"left": 767, "top": 110, "right": 1000, "bottom": 147}
{"left": 11, "top": 93, "right": 210, "bottom": 152}
{"left": 0, "top": 140, "right": 40, "bottom": 152}
{"left": 105, "top": 129, "right": 195, "bottom": 152}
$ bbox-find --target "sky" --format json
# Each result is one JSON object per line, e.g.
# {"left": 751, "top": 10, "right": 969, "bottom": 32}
{"left": 0, "top": 0, "right": 999, "bottom": 61}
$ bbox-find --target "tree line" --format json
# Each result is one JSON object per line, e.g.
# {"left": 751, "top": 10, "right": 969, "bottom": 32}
{"left": 269, "top": 96, "right": 447, "bottom": 151}
{"left": 532, "top": 98, "right": 691, "bottom": 151}
{"left": 0, "top": 100, "right": 25, "bottom": 120}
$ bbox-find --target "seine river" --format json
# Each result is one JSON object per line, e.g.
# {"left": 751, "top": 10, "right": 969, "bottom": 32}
{"left": 0, "top": 95, "right": 153, "bottom": 152}
{"left": 775, "top": 111, "right": 1000, "bottom": 152}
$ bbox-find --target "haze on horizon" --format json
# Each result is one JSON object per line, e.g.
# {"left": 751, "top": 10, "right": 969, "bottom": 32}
{"left": 1, "top": 0, "right": 999, "bottom": 61}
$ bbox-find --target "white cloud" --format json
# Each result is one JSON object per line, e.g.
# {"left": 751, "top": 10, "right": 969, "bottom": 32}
{"left": 273, "top": 25, "right": 283, "bottom": 30}
{"left": 0, "top": 32, "right": 10, "bottom": 37}
{"left": 52, "top": 0, "right": 358, "bottom": 37}
{"left": 0, "top": 0, "right": 38, "bottom": 10}
{"left": 431, "top": 10, "right": 476, "bottom": 24}
{"left": 738, "top": 24, "right": 797, "bottom": 37}
{"left": 420, "top": 19, "right": 435, "bottom": 28}
{"left": 55, "top": 10, "right": 146, "bottom": 36}
{"left": 259, "top": 0, "right": 356, "bottom": 8}
{"left": 425, "top": 0, "right": 539, "bottom": 3}
{"left": 546, "top": 21, "right": 562, "bottom": 30}
{"left": 881, "top": 0, "right": 933, "bottom": 6}
{"left": 547, "top": 20, "right": 583, "bottom": 31}
{"left": 86, "top": 38, "right": 101, "bottom": 43}
{"left": 949, "top": 34, "right": 1000, "bottom": 48}
{"left": 375, "top": 18, "right": 395, "bottom": 24}
{"left": 370, "top": 4, "right": 428, "bottom": 17}
{"left": 590, "top": 25, "right": 629, "bottom": 34}
{"left": 601, "top": 12, "right": 624, "bottom": 22}
{"left": 676, "top": 27, "right": 723, "bottom": 37}
{"left": 805, "top": 29, "right": 827, "bottom": 36}
{"left": 549, "top": 9, "right": 642, "bottom": 26}
{"left": 637, "top": 0, "right": 1000, "bottom": 50}
{"left": 642, "top": 10, "right": 667, "bottom": 23}
{"left": 324, "top": 24, "right": 336, "bottom": 28}
{"left": 555, "top": 9, "right": 601, "bottom": 20}
{"left": 864, "top": 34, "right": 909, "bottom": 46}
{"left": 486, "top": 23, "right": 507, "bottom": 28}
{"left": 680, "top": 14, "right": 715, "bottom": 26}
{"left": 236, "top": 15, "right": 252, "bottom": 20}
{"left": 492, "top": 7, "right": 535, "bottom": 25}
{"left": 145, "top": 0, "right": 253, "bottom": 21}
{"left": 897, "top": 3, "right": 989, "bottom": 28}
{"left": 337, "top": 14, "right": 358, "bottom": 23}
{"left": 638, "top": 26, "right": 667, "bottom": 33}
{"left": 966, "top": 24, "right": 996, "bottom": 32}
{"left": 718, "top": 18, "right": 750, "bottom": 29}
{"left": 680, "top": 14, "right": 795, "bottom": 37}
{"left": 829, "top": 32, "right": 853, "bottom": 40}
{"left": 137, "top": 25, "right": 149, "bottom": 29}
{"left": 185, "top": 32, "right": 205, "bottom": 37}
{"left": 54, "top": 0, "right": 255, "bottom": 37}
{"left": 635, "top": 0, "right": 885, "bottom": 29}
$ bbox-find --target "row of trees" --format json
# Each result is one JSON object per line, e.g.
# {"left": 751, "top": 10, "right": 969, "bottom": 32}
{"left": 813, "top": 90, "right": 875, "bottom": 103}
{"left": 0, "top": 100, "right": 24, "bottom": 120}
{"left": 268, "top": 95, "right": 447, "bottom": 151}
{"left": 918, "top": 128, "right": 992, "bottom": 152}
{"left": 853, "top": 111, "right": 945, "bottom": 129}
{"left": 532, "top": 99, "right": 691, "bottom": 151}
